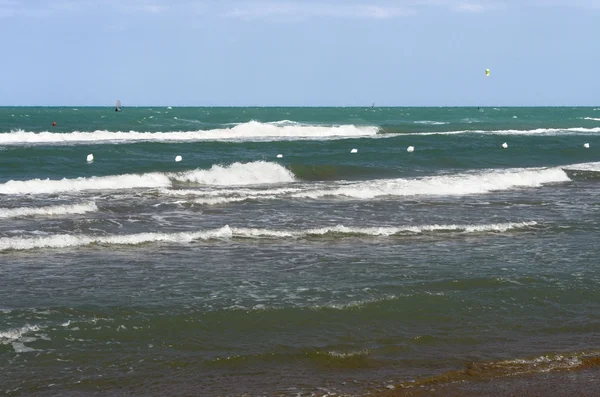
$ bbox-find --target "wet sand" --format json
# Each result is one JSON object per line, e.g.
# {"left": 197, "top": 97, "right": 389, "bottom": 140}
{"left": 370, "top": 365, "right": 600, "bottom": 397}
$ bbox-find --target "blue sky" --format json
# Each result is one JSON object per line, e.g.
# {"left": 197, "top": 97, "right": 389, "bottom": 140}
{"left": 1, "top": 0, "right": 598, "bottom": 106}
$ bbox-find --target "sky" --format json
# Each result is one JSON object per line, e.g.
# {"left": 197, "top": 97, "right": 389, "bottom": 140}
{"left": 0, "top": 0, "right": 599, "bottom": 106}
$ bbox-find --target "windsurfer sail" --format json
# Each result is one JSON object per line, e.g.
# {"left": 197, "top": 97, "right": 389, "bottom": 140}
{"left": 115, "top": 100, "right": 122, "bottom": 112}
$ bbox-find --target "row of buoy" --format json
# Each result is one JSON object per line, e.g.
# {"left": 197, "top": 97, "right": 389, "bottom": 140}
{"left": 86, "top": 153, "right": 183, "bottom": 163}
{"left": 84, "top": 142, "right": 592, "bottom": 163}
{"left": 500, "top": 142, "right": 590, "bottom": 149}
{"left": 277, "top": 146, "right": 414, "bottom": 158}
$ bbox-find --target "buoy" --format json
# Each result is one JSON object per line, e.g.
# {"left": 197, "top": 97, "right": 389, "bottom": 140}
{"left": 501, "top": 142, "right": 508, "bottom": 149}
{"left": 350, "top": 148, "right": 358, "bottom": 153}
{"left": 584, "top": 143, "right": 590, "bottom": 148}
{"left": 175, "top": 155, "right": 182, "bottom": 162}
{"left": 86, "top": 153, "right": 94, "bottom": 163}
{"left": 52, "top": 121, "right": 56, "bottom": 126}
{"left": 407, "top": 146, "right": 414, "bottom": 152}
{"left": 276, "top": 154, "right": 283, "bottom": 158}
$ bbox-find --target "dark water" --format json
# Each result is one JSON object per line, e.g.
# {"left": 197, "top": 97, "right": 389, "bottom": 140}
{"left": 1, "top": 107, "right": 600, "bottom": 396}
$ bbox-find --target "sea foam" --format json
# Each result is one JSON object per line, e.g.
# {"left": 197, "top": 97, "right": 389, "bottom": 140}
{"left": 159, "top": 166, "right": 572, "bottom": 205}
{"left": 0, "top": 222, "right": 537, "bottom": 251}
{"left": 0, "top": 122, "right": 377, "bottom": 145}
{"left": 290, "top": 167, "right": 570, "bottom": 200}
{"left": 0, "top": 161, "right": 294, "bottom": 195}
{"left": 411, "top": 127, "right": 600, "bottom": 136}
{"left": 0, "top": 202, "right": 98, "bottom": 218}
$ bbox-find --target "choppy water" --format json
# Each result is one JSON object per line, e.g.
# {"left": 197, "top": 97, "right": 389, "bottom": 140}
{"left": 1, "top": 107, "right": 600, "bottom": 396}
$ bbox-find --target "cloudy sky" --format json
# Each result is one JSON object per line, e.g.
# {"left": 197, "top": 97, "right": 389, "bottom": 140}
{"left": 1, "top": 0, "right": 598, "bottom": 106}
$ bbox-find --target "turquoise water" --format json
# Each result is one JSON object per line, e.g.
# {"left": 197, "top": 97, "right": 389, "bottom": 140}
{"left": 1, "top": 107, "right": 600, "bottom": 396}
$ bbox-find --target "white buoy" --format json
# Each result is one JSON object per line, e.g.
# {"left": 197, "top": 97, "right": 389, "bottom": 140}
{"left": 276, "top": 154, "right": 283, "bottom": 158}
{"left": 407, "top": 146, "right": 414, "bottom": 152}
{"left": 584, "top": 143, "right": 590, "bottom": 148}
{"left": 175, "top": 155, "right": 182, "bottom": 162}
{"left": 86, "top": 153, "right": 94, "bottom": 163}
{"left": 501, "top": 142, "right": 508, "bottom": 149}
{"left": 350, "top": 148, "right": 358, "bottom": 153}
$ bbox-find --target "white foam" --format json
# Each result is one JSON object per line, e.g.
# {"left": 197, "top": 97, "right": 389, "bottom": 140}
{"left": 161, "top": 186, "right": 304, "bottom": 197}
{"left": 173, "top": 161, "right": 295, "bottom": 186}
{"left": 402, "top": 127, "right": 600, "bottom": 136}
{"left": 583, "top": 117, "right": 600, "bottom": 121}
{"left": 350, "top": 148, "right": 358, "bottom": 153}
{"left": 584, "top": 143, "right": 590, "bottom": 148}
{"left": 291, "top": 167, "right": 570, "bottom": 200}
{"left": 0, "top": 226, "right": 235, "bottom": 251}
{"left": 175, "top": 155, "right": 182, "bottom": 162}
{"left": 499, "top": 353, "right": 584, "bottom": 372}
{"left": 0, "top": 173, "right": 171, "bottom": 195}
{"left": 0, "top": 122, "right": 378, "bottom": 145}
{"left": 407, "top": 146, "right": 414, "bottom": 152}
{"left": 326, "top": 349, "right": 370, "bottom": 358}
{"left": 0, "top": 325, "right": 41, "bottom": 345}
{"left": 11, "top": 342, "right": 38, "bottom": 353}
{"left": 163, "top": 166, "right": 573, "bottom": 205}
{"left": 276, "top": 154, "right": 283, "bottom": 158}
{"left": 414, "top": 120, "right": 448, "bottom": 125}
{"left": 0, "top": 161, "right": 293, "bottom": 195}
{"left": 0, "top": 222, "right": 537, "bottom": 251}
{"left": 0, "top": 202, "right": 98, "bottom": 218}
{"left": 86, "top": 153, "right": 94, "bottom": 163}
{"left": 234, "top": 222, "right": 537, "bottom": 238}
{"left": 502, "top": 142, "right": 508, "bottom": 149}
{"left": 563, "top": 161, "right": 600, "bottom": 172}
{"left": 193, "top": 196, "right": 258, "bottom": 205}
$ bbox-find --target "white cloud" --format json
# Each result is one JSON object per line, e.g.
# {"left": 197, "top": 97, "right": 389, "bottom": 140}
{"left": 453, "top": 2, "right": 487, "bottom": 12}
{"left": 0, "top": 0, "right": 169, "bottom": 18}
{"left": 139, "top": 4, "right": 167, "bottom": 13}
{"left": 118, "top": 1, "right": 170, "bottom": 14}
{"left": 222, "top": 2, "right": 415, "bottom": 20}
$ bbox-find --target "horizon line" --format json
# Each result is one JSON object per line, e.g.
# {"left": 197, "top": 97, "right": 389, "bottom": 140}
{"left": 1, "top": 105, "right": 599, "bottom": 108}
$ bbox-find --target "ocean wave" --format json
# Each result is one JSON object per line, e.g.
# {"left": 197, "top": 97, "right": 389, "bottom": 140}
{"left": 562, "top": 162, "right": 600, "bottom": 180}
{"left": 563, "top": 161, "right": 600, "bottom": 172}
{"left": 159, "top": 166, "right": 572, "bottom": 205}
{"left": 0, "top": 161, "right": 294, "bottom": 195}
{"left": 404, "top": 127, "right": 600, "bottom": 136}
{"left": 413, "top": 120, "right": 449, "bottom": 125}
{"left": 0, "top": 222, "right": 537, "bottom": 251}
{"left": 174, "top": 161, "right": 295, "bottom": 186}
{"left": 0, "top": 163, "right": 573, "bottom": 197}
{"left": 0, "top": 202, "right": 98, "bottom": 218}
{"left": 289, "top": 167, "right": 569, "bottom": 200}
{"left": 0, "top": 121, "right": 378, "bottom": 145}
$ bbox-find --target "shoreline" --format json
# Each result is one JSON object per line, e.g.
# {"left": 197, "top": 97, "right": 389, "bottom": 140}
{"left": 368, "top": 357, "right": 600, "bottom": 397}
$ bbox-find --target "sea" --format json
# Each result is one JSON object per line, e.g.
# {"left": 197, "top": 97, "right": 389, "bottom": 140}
{"left": 1, "top": 107, "right": 599, "bottom": 396}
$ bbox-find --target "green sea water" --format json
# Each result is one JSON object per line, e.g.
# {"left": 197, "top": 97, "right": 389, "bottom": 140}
{"left": 1, "top": 107, "right": 599, "bottom": 396}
